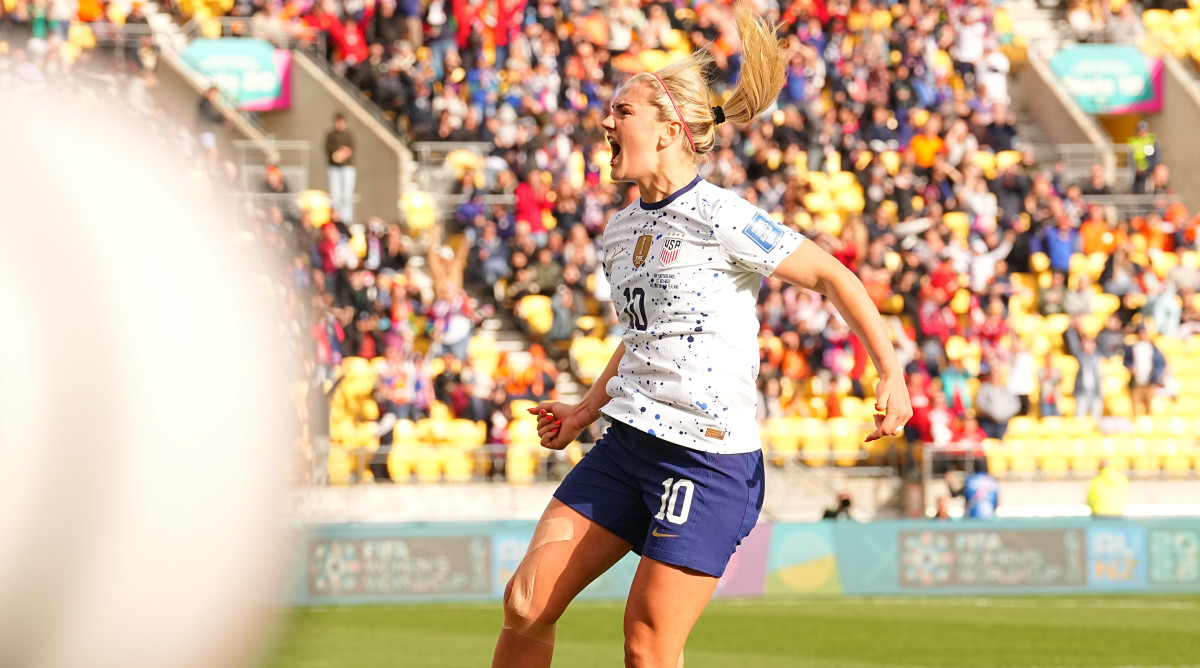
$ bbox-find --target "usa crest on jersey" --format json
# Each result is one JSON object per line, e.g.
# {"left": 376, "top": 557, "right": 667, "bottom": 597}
{"left": 659, "top": 238, "right": 683, "bottom": 266}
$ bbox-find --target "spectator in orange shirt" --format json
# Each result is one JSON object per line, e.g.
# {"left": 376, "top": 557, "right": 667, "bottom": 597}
{"left": 910, "top": 115, "right": 945, "bottom": 171}
{"left": 1137, "top": 212, "right": 1173, "bottom": 253}
{"left": 1079, "top": 208, "right": 1117, "bottom": 255}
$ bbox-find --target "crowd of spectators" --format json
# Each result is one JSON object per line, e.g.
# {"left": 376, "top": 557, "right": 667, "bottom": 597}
{"left": 163, "top": 0, "right": 1199, "bottom": 477}
{"left": 10, "top": 0, "right": 1200, "bottom": 484}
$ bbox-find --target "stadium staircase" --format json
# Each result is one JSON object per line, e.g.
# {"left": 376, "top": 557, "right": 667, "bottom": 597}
{"left": 404, "top": 143, "right": 582, "bottom": 403}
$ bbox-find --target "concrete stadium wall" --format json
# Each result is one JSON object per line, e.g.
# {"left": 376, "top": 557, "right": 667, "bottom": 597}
{"left": 290, "top": 472, "right": 1196, "bottom": 525}
{"left": 287, "top": 516, "right": 1200, "bottom": 605}
{"left": 1144, "top": 57, "right": 1200, "bottom": 213}
{"left": 255, "top": 51, "right": 406, "bottom": 222}
{"left": 154, "top": 50, "right": 272, "bottom": 162}
{"left": 1018, "top": 56, "right": 1116, "bottom": 177}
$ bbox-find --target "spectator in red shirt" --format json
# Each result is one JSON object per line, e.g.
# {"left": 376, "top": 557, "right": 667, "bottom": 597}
{"left": 514, "top": 171, "right": 552, "bottom": 246}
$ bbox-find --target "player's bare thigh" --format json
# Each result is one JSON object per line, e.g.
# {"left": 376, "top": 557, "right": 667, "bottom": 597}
{"left": 623, "top": 556, "right": 719, "bottom": 668}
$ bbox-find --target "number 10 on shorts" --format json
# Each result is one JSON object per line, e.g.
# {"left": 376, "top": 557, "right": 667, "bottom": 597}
{"left": 654, "top": 478, "right": 694, "bottom": 525}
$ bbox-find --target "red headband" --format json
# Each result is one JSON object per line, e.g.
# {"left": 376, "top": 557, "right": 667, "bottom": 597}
{"left": 650, "top": 72, "right": 696, "bottom": 153}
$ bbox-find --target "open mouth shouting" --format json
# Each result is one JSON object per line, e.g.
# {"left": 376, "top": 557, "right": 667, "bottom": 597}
{"left": 608, "top": 135, "right": 622, "bottom": 167}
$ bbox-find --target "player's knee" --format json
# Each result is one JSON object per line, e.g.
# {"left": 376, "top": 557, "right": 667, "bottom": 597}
{"left": 501, "top": 572, "right": 558, "bottom": 646}
{"left": 623, "top": 629, "right": 677, "bottom": 668}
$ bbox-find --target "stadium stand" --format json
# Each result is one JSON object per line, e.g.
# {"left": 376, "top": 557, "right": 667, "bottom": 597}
{"left": 6, "top": 0, "right": 1198, "bottom": 487}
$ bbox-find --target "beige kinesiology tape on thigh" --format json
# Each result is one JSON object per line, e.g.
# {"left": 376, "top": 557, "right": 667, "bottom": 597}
{"left": 502, "top": 514, "right": 574, "bottom": 646}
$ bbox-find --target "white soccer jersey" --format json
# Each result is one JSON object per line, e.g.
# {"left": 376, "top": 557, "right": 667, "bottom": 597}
{"left": 599, "top": 176, "right": 805, "bottom": 454}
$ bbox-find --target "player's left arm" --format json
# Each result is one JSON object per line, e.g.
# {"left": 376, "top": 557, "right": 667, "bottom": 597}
{"left": 772, "top": 242, "right": 912, "bottom": 441}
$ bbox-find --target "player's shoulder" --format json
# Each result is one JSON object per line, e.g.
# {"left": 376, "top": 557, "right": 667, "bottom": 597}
{"left": 692, "top": 180, "right": 760, "bottom": 226}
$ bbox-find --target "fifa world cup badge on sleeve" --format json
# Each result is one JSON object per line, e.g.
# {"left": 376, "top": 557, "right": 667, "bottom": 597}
{"left": 743, "top": 213, "right": 785, "bottom": 252}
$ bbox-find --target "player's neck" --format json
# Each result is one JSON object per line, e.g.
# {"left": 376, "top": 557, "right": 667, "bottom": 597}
{"left": 637, "top": 165, "right": 699, "bottom": 205}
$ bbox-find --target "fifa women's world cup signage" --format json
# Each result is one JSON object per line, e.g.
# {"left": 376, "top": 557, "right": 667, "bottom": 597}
{"left": 287, "top": 518, "right": 1200, "bottom": 604}
{"left": 182, "top": 38, "right": 293, "bottom": 111}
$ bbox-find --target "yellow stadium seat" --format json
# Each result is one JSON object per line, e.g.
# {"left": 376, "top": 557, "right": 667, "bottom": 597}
{"left": 442, "top": 450, "right": 474, "bottom": 482}
{"left": 828, "top": 171, "right": 856, "bottom": 191}
{"left": 765, "top": 418, "right": 800, "bottom": 458}
{"left": 800, "top": 439, "right": 831, "bottom": 466}
{"left": 507, "top": 451, "right": 538, "bottom": 484}
{"left": 416, "top": 417, "right": 450, "bottom": 444}
{"left": 1037, "top": 442, "right": 1070, "bottom": 477}
{"left": 880, "top": 151, "right": 901, "bottom": 175}
{"left": 996, "top": 150, "right": 1023, "bottom": 172}
{"left": 871, "top": 8, "right": 892, "bottom": 29}
{"left": 508, "top": 419, "right": 540, "bottom": 448}
{"left": 972, "top": 151, "right": 997, "bottom": 179}
{"left": 68, "top": 23, "right": 97, "bottom": 49}
{"left": 1008, "top": 451, "right": 1038, "bottom": 475}
{"left": 1005, "top": 416, "right": 1038, "bottom": 439}
{"left": 943, "top": 211, "right": 970, "bottom": 241}
{"left": 836, "top": 187, "right": 865, "bottom": 213}
{"left": 805, "top": 171, "right": 830, "bottom": 192}
{"left": 510, "top": 399, "right": 538, "bottom": 417}
{"left": 414, "top": 449, "right": 443, "bottom": 482}
{"left": 393, "top": 419, "right": 418, "bottom": 445}
{"left": 387, "top": 445, "right": 418, "bottom": 481}
{"left": 1133, "top": 449, "right": 1163, "bottom": 475}
{"left": 1067, "top": 440, "right": 1101, "bottom": 476}
{"left": 517, "top": 295, "right": 554, "bottom": 336}
{"left": 803, "top": 191, "right": 835, "bottom": 213}
{"left": 994, "top": 8, "right": 1013, "bottom": 34}
{"left": 361, "top": 399, "right": 380, "bottom": 422}
{"left": 327, "top": 450, "right": 353, "bottom": 485}
{"left": 827, "top": 418, "right": 863, "bottom": 466}
{"left": 839, "top": 396, "right": 869, "bottom": 421}
{"left": 1144, "top": 8, "right": 1172, "bottom": 31}
{"left": 1172, "top": 8, "right": 1196, "bottom": 32}
{"left": 431, "top": 401, "right": 452, "bottom": 421}
{"left": 341, "top": 356, "right": 372, "bottom": 379}
{"left": 1030, "top": 252, "right": 1051, "bottom": 274}
{"left": 988, "top": 450, "right": 1009, "bottom": 476}
{"left": 201, "top": 16, "right": 222, "bottom": 38}
{"left": 1039, "top": 416, "right": 1070, "bottom": 437}
{"left": 401, "top": 191, "right": 436, "bottom": 232}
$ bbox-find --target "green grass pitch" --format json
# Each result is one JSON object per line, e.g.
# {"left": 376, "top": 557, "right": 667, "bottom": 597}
{"left": 262, "top": 595, "right": 1200, "bottom": 667}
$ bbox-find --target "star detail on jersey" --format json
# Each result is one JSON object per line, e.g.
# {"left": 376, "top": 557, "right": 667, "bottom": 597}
{"left": 659, "top": 238, "right": 683, "bottom": 267}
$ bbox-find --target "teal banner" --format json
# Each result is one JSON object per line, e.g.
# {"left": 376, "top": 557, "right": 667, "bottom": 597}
{"left": 287, "top": 518, "right": 1200, "bottom": 605}
{"left": 1049, "top": 44, "right": 1163, "bottom": 114}
{"left": 181, "top": 38, "right": 292, "bottom": 111}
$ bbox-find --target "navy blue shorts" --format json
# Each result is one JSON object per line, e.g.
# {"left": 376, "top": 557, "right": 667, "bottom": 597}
{"left": 553, "top": 421, "right": 765, "bottom": 577}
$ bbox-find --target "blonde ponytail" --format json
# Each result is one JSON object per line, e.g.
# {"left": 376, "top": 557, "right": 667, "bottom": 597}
{"left": 631, "top": 5, "right": 786, "bottom": 162}
{"left": 721, "top": 7, "right": 787, "bottom": 125}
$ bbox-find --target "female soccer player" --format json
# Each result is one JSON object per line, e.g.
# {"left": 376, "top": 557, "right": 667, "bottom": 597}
{"left": 492, "top": 8, "right": 912, "bottom": 668}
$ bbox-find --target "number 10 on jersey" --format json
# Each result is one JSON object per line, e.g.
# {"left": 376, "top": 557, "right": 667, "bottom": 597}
{"left": 623, "top": 287, "right": 648, "bottom": 331}
{"left": 654, "top": 477, "right": 694, "bottom": 524}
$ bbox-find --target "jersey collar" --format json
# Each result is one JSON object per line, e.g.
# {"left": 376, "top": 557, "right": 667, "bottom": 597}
{"left": 639, "top": 175, "right": 703, "bottom": 211}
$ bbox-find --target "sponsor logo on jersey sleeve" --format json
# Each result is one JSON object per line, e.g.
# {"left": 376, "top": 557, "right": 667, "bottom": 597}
{"left": 632, "top": 234, "right": 654, "bottom": 268}
{"left": 742, "top": 212, "right": 785, "bottom": 253}
{"left": 658, "top": 238, "right": 683, "bottom": 266}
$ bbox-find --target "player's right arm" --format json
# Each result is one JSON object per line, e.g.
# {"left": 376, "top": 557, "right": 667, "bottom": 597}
{"left": 530, "top": 343, "right": 625, "bottom": 450}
